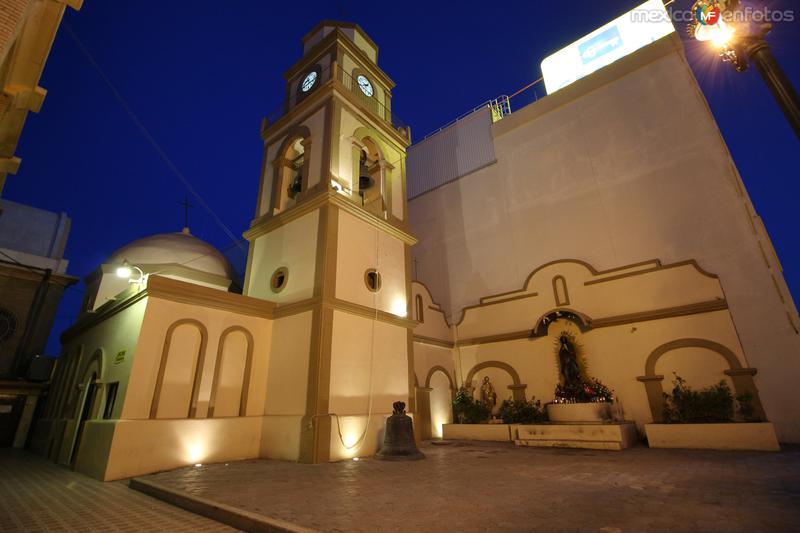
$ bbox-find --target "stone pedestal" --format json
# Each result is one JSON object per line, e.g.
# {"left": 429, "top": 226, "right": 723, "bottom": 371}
{"left": 546, "top": 402, "right": 613, "bottom": 424}
{"left": 515, "top": 422, "right": 638, "bottom": 450}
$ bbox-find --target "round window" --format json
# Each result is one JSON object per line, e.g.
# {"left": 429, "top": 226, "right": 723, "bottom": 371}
{"left": 364, "top": 269, "right": 381, "bottom": 292}
{"left": 270, "top": 267, "right": 289, "bottom": 293}
{"left": 0, "top": 308, "right": 17, "bottom": 343}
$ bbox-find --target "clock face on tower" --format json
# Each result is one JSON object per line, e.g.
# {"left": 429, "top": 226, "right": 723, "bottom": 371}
{"left": 301, "top": 71, "right": 318, "bottom": 92}
{"left": 356, "top": 75, "right": 373, "bottom": 97}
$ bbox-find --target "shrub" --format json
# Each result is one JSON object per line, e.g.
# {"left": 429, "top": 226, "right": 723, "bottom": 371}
{"left": 662, "top": 374, "right": 734, "bottom": 423}
{"left": 452, "top": 387, "right": 492, "bottom": 424}
{"left": 498, "top": 398, "right": 548, "bottom": 424}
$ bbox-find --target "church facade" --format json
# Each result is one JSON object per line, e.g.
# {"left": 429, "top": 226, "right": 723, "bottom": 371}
{"left": 406, "top": 31, "right": 799, "bottom": 443}
{"left": 31, "top": 19, "right": 800, "bottom": 481}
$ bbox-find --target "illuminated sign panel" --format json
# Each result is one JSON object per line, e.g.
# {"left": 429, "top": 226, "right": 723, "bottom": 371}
{"left": 541, "top": 0, "right": 676, "bottom": 94}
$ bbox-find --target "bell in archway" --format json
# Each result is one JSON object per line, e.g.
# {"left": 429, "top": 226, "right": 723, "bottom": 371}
{"left": 358, "top": 155, "right": 375, "bottom": 205}
{"left": 287, "top": 172, "right": 302, "bottom": 199}
{"left": 375, "top": 401, "right": 425, "bottom": 461}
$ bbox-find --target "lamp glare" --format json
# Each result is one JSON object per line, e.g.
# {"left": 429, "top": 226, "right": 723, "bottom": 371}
{"left": 116, "top": 265, "right": 132, "bottom": 279}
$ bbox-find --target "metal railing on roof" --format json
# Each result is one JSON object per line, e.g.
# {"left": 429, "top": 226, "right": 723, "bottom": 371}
{"left": 418, "top": 77, "right": 546, "bottom": 142}
{"left": 421, "top": 96, "right": 511, "bottom": 141}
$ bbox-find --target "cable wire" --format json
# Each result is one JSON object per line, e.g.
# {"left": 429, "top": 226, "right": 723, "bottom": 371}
{"left": 63, "top": 22, "right": 246, "bottom": 254}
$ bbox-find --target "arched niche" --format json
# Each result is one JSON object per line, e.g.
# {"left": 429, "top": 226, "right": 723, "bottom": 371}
{"left": 424, "top": 365, "right": 455, "bottom": 390}
{"left": 270, "top": 125, "right": 312, "bottom": 213}
{"left": 637, "top": 338, "right": 765, "bottom": 422}
{"left": 150, "top": 319, "right": 208, "bottom": 419}
{"left": 531, "top": 308, "right": 592, "bottom": 338}
{"left": 427, "top": 369, "right": 454, "bottom": 438}
{"left": 464, "top": 361, "right": 527, "bottom": 402}
{"left": 208, "top": 326, "right": 254, "bottom": 418}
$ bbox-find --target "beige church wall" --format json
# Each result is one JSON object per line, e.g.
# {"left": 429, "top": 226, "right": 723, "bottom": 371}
{"left": 411, "top": 282, "right": 452, "bottom": 342}
{"left": 73, "top": 419, "right": 116, "bottom": 480}
{"left": 100, "top": 417, "right": 263, "bottom": 481}
{"left": 413, "top": 343, "right": 455, "bottom": 387}
{"left": 328, "top": 412, "right": 408, "bottom": 461}
{"left": 260, "top": 415, "right": 303, "bottom": 461}
{"left": 246, "top": 210, "right": 319, "bottom": 304}
{"left": 455, "top": 259, "right": 723, "bottom": 341}
{"left": 408, "top": 36, "right": 800, "bottom": 440}
{"left": 327, "top": 310, "right": 409, "bottom": 459}
{"left": 335, "top": 210, "right": 407, "bottom": 317}
{"left": 264, "top": 310, "right": 312, "bottom": 416}
{"left": 260, "top": 311, "right": 311, "bottom": 461}
{"left": 328, "top": 310, "right": 409, "bottom": 414}
{"left": 455, "top": 309, "right": 747, "bottom": 431}
{"left": 123, "top": 296, "right": 271, "bottom": 421}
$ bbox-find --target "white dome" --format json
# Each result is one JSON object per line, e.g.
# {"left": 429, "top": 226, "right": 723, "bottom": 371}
{"left": 107, "top": 230, "right": 233, "bottom": 280}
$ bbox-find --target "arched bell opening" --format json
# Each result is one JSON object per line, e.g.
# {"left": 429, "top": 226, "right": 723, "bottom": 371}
{"left": 271, "top": 128, "right": 312, "bottom": 214}
{"left": 353, "top": 137, "right": 386, "bottom": 215}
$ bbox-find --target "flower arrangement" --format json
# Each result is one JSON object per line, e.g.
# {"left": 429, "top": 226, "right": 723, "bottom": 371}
{"left": 553, "top": 377, "right": 614, "bottom": 404}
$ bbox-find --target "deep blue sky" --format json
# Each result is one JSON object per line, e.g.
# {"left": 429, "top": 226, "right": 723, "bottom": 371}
{"left": 4, "top": 0, "right": 798, "bottom": 355}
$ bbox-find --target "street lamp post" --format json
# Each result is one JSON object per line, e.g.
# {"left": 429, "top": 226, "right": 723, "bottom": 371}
{"left": 689, "top": 0, "right": 800, "bottom": 138}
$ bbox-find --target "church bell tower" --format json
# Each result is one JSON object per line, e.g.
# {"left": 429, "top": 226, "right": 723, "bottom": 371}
{"left": 243, "top": 21, "right": 417, "bottom": 463}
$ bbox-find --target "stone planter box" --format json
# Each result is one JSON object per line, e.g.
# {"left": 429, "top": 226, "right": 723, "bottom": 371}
{"left": 546, "top": 402, "right": 612, "bottom": 424}
{"left": 645, "top": 423, "right": 780, "bottom": 451}
{"left": 442, "top": 424, "right": 513, "bottom": 442}
{"left": 515, "top": 422, "right": 638, "bottom": 450}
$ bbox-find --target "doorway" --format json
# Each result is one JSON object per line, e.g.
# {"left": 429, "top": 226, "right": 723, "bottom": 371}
{"left": 70, "top": 373, "right": 97, "bottom": 466}
{"left": 0, "top": 394, "right": 25, "bottom": 447}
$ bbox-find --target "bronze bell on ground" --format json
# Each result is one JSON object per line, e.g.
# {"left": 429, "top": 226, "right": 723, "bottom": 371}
{"left": 375, "top": 401, "right": 425, "bottom": 461}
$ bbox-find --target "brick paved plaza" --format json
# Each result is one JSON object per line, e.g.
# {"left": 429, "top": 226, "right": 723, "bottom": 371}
{"left": 138, "top": 441, "right": 800, "bottom": 532}
{"left": 2, "top": 442, "right": 800, "bottom": 532}
{"left": 0, "top": 449, "right": 235, "bottom": 532}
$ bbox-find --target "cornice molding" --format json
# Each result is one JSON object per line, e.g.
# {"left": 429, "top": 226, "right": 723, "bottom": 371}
{"left": 146, "top": 276, "right": 274, "bottom": 318}
{"left": 62, "top": 276, "right": 275, "bottom": 342}
{"left": 245, "top": 190, "right": 417, "bottom": 245}
{"left": 454, "top": 299, "right": 729, "bottom": 347}
{"left": 412, "top": 335, "right": 454, "bottom": 349}
{"left": 272, "top": 294, "right": 414, "bottom": 329}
